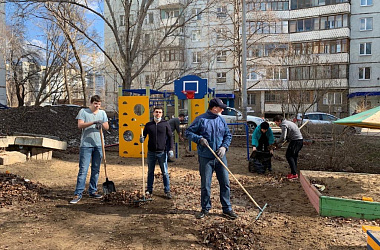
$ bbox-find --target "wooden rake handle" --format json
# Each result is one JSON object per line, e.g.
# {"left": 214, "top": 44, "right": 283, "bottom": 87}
{"left": 100, "top": 127, "right": 108, "bottom": 179}
{"left": 204, "top": 143, "right": 263, "bottom": 210}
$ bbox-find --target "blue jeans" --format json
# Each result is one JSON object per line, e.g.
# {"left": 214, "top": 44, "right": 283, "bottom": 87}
{"left": 198, "top": 156, "right": 232, "bottom": 213}
{"left": 147, "top": 151, "right": 170, "bottom": 193}
{"left": 74, "top": 147, "right": 102, "bottom": 197}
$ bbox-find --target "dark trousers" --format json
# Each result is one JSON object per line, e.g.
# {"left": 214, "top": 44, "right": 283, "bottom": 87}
{"left": 286, "top": 139, "right": 303, "bottom": 175}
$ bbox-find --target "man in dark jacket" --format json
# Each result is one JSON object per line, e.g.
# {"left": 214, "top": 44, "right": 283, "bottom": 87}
{"left": 186, "top": 98, "right": 237, "bottom": 220}
{"left": 166, "top": 114, "right": 185, "bottom": 162}
{"left": 140, "top": 107, "right": 174, "bottom": 199}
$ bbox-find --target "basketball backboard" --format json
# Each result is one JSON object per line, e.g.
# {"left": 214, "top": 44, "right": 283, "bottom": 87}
{"left": 174, "top": 75, "right": 208, "bottom": 100}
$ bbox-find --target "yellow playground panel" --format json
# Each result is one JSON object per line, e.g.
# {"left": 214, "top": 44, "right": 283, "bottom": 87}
{"left": 119, "top": 96, "right": 149, "bottom": 158}
{"left": 189, "top": 98, "right": 206, "bottom": 151}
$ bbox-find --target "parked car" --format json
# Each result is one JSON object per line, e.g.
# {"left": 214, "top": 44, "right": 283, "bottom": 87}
{"left": 293, "top": 112, "right": 359, "bottom": 135}
{"left": 221, "top": 107, "right": 264, "bottom": 131}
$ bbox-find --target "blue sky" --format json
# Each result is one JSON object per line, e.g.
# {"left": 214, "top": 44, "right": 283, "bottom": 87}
{"left": 6, "top": 1, "right": 104, "bottom": 48}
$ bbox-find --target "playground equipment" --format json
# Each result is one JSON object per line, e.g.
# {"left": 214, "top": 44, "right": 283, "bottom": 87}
{"left": 118, "top": 96, "right": 149, "bottom": 158}
{"left": 119, "top": 75, "right": 212, "bottom": 158}
{"left": 174, "top": 75, "right": 210, "bottom": 151}
{"left": 362, "top": 226, "right": 380, "bottom": 250}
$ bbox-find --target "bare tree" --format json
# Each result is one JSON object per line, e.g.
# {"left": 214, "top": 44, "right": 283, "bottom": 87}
{"left": 1, "top": 21, "right": 43, "bottom": 107}
{"left": 272, "top": 46, "right": 347, "bottom": 121}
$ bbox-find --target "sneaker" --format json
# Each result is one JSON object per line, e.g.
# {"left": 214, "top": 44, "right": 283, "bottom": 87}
{"left": 145, "top": 190, "right": 153, "bottom": 196}
{"left": 287, "top": 174, "right": 299, "bottom": 180}
{"left": 195, "top": 210, "right": 209, "bottom": 219}
{"left": 165, "top": 192, "right": 172, "bottom": 199}
{"left": 223, "top": 210, "right": 238, "bottom": 220}
{"left": 89, "top": 193, "right": 103, "bottom": 199}
{"left": 70, "top": 195, "right": 82, "bottom": 204}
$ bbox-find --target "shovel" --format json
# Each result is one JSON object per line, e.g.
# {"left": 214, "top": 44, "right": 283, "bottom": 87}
{"left": 100, "top": 127, "right": 116, "bottom": 195}
{"left": 205, "top": 143, "right": 268, "bottom": 221}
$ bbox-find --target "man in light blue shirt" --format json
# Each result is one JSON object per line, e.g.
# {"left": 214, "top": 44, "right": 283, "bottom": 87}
{"left": 70, "top": 95, "right": 109, "bottom": 204}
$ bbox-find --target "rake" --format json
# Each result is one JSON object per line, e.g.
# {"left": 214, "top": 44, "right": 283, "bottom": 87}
{"left": 205, "top": 144, "right": 268, "bottom": 221}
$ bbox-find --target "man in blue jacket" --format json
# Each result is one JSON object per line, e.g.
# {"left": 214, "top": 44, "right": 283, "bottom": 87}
{"left": 185, "top": 98, "right": 237, "bottom": 220}
{"left": 140, "top": 107, "right": 174, "bottom": 199}
{"left": 251, "top": 121, "right": 274, "bottom": 173}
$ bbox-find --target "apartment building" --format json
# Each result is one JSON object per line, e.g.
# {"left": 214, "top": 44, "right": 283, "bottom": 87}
{"left": 349, "top": 0, "right": 380, "bottom": 113}
{"left": 104, "top": 0, "right": 377, "bottom": 117}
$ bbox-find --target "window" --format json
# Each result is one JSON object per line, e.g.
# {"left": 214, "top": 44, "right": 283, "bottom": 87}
{"left": 323, "top": 114, "right": 338, "bottom": 121}
{"left": 266, "top": 67, "right": 288, "bottom": 80}
{"left": 248, "top": 93, "right": 256, "bottom": 105}
{"left": 216, "top": 51, "right": 227, "bottom": 62}
{"left": 265, "top": 92, "right": 280, "bottom": 103}
{"left": 145, "top": 13, "right": 154, "bottom": 24}
{"left": 161, "top": 9, "right": 180, "bottom": 19}
{"left": 192, "top": 52, "right": 201, "bottom": 63}
{"left": 360, "top": 17, "right": 373, "bottom": 31}
{"left": 120, "top": 15, "right": 125, "bottom": 26}
{"left": 361, "top": 0, "right": 373, "bottom": 6}
{"left": 144, "top": 34, "right": 151, "bottom": 45}
{"left": 323, "top": 92, "right": 342, "bottom": 105}
{"left": 247, "top": 68, "right": 258, "bottom": 80}
{"left": 216, "top": 28, "right": 225, "bottom": 40}
{"left": 192, "top": 8, "right": 202, "bottom": 20}
{"left": 161, "top": 49, "right": 184, "bottom": 62}
{"left": 359, "top": 67, "right": 371, "bottom": 80}
{"left": 216, "top": 6, "right": 227, "bottom": 18}
{"left": 216, "top": 72, "right": 227, "bottom": 83}
{"left": 360, "top": 42, "right": 372, "bottom": 55}
{"left": 291, "top": 0, "right": 349, "bottom": 10}
{"left": 191, "top": 30, "right": 201, "bottom": 41}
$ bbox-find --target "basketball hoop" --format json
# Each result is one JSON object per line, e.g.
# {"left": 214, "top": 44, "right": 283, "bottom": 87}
{"left": 182, "top": 90, "right": 196, "bottom": 99}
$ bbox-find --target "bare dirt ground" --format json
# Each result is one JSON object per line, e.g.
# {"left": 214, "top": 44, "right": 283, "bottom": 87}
{"left": 1, "top": 136, "right": 380, "bottom": 250}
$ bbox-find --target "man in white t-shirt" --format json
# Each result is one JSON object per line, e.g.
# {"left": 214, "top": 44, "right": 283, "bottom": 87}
{"left": 70, "top": 95, "right": 109, "bottom": 204}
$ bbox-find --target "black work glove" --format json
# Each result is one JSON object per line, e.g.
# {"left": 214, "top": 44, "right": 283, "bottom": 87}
{"left": 94, "top": 120, "right": 102, "bottom": 130}
{"left": 216, "top": 147, "right": 226, "bottom": 158}
{"left": 139, "top": 136, "right": 145, "bottom": 143}
{"left": 199, "top": 138, "right": 209, "bottom": 147}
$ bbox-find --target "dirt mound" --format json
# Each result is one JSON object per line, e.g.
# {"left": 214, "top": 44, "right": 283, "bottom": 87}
{"left": 0, "top": 106, "right": 118, "bottom": 147}
{"left": 0, "top": 172, "right": 47, "bottom": 208}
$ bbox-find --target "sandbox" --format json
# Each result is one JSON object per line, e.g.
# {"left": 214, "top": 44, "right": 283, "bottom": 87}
{"left": 300, "top": 170, "right": 380, "bottom": 220}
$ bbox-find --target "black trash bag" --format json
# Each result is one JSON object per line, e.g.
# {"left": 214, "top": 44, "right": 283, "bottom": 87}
{"left": 248, "top": 151, "right": 272, "bottom": 174}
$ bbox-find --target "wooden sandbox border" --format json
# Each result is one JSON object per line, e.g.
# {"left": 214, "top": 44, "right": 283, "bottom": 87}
{"left": 300, "top": 170, "right": 380, "bottom": 220}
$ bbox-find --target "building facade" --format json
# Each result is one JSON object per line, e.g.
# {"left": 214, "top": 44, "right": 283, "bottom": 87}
{"left": 349, "top": 0, "right": 380, "bottom": 113}
{"left": 104, "top": 0, "right": 377, "bottom": 117}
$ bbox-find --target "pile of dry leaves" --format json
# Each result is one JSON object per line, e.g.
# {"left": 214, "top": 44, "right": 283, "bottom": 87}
{"left": 103, "top": 190, "right": 152, "bottom": 207}
{"left": 0, "top": 172, "right": 47, "bottom": 208}
{"left": 200, "top": 221, "right": 259, "bottom": 249}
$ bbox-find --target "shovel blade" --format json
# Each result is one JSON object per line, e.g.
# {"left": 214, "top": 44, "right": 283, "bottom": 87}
{"left": 103, "top": 179, "right": 116, "bottom": 195}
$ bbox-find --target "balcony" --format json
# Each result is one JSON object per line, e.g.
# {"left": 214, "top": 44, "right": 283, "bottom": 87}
{"left": 290, "top": 28, "right": 350, "bottom": 42}
{"left": 290, "top": 3, "right": 350, "bottom": 19}
{"left": 160, "top": 17, "right": 185, "bottom": 27}
{"left": 158, "top": 0, "right": 186, "bottom": 8}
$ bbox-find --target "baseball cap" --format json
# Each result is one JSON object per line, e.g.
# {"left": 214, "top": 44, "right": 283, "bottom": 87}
{"left": 208, "top": 98, "right": 227, "bottom": 109}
